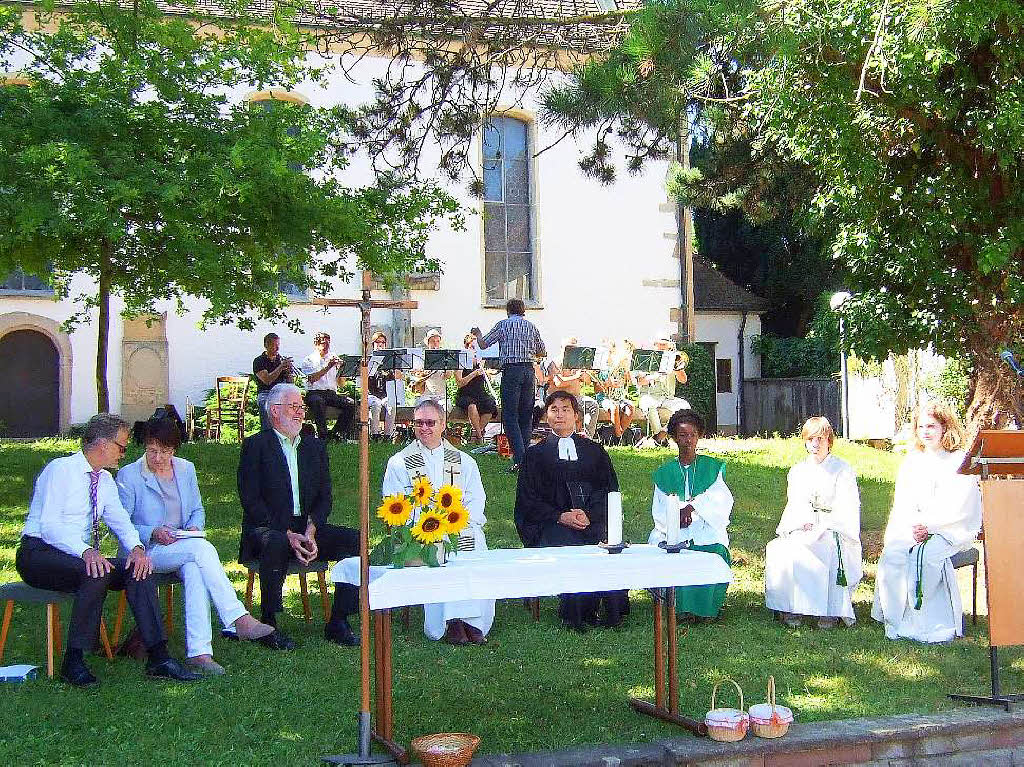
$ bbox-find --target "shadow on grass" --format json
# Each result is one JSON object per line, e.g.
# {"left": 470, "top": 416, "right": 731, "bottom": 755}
{"left": 0, "top": 437, "right": 1016, "bottom": 765}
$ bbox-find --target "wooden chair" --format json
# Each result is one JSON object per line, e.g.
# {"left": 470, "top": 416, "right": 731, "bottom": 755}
{"left": 0, "top": 581, "right": 113, "bottom": 678}
{"left": 242, "top": 560, "right": 331, "bottom": 623}
{"left": 206, "top": 375, "right": 251, "bottom": 442}
{"left": 111, "top": 572, "right": 183, "bottom": 645}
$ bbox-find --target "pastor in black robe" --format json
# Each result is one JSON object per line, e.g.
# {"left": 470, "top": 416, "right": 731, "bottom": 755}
{"left": 513, "top": 433, "right": 630, "bottom": 630}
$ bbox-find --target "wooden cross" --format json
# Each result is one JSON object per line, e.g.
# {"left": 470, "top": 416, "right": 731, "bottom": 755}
{"left": 314, "top": 270, "right": 416, "bottom": 763}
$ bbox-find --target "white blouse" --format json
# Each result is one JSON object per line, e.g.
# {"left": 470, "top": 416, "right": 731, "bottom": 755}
{"left": 883, "top": 449, "right": 981, "bottom": 550}
{"left": 776, "top": 454, "right": 860, "bottom": 542}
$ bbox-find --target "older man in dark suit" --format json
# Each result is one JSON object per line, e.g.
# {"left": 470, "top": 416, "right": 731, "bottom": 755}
{"left": 238, "top": 384, "right": 360, "bottom": 647}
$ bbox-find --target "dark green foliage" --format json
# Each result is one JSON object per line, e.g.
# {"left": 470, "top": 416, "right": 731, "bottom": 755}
{"left": 0, "top": 0, "right": 460, "bottom": 410}
{"left": 694, "top": 207, "right": 836, "bottom": 337}
{"left": 675, "top": 342, "right": 714, "bottom": 426}
{"left": 541, "top": 0, "right": 1024, "bottom": 429}
{"left": 752, "top": 335, "right": 837, "bottom": 378}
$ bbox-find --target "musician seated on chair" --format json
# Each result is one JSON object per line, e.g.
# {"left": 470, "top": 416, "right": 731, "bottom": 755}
{"left": 454, "top": 333, "right": 498, "bottom": 443}
{"left": 237, "top": 384, "right": 361, "bottom": 648}
{"left": 410, "top": 328, "right": 450, "bottom": 409}
{"left": 381, "top": 397, "right": 494, "bottom": 645}
{"left": 253, "top": 332, "right": 295, "bottom": 432}
{"left": 15, "top": 413, "right": 198, "bottom": 686}
{"left": 549, "top": 336, "right": 601, "bottom": 440}
{"left": 634, "top": 336, "right": 690, "bottom": 448}
{"left": 300, "top": 331, "right": 357, "bottom": 442}
{"left": 366, "top": 330, "right": 399, "bottom": 441}
{"left": 117, "top": 417, "right": 279, "bottom": 675}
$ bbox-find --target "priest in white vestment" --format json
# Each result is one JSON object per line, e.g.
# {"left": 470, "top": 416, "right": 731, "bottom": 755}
{"left": 381, "top": 398, "right": 494, "bottom": 645}
{"left": 871, "top": 401, "right": 982, "bottom": 643}
{"left": 765, "top": 417, "right": 862, "bottom": 628}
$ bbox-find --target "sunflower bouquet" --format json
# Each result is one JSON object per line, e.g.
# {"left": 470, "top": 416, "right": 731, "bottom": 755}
{"left": 373, "top": 476, "right": 471, "bottom": 567}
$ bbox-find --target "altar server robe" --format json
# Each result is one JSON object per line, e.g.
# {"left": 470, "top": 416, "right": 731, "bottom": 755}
{"left": 649, "top": 456, "right": 732, "bottom": 617}
{"left": 871, "top": 449, "right": 981, "bottom": 643}
{"left": 382, "top": 441, "right": 494, "bottom": 640}
{"left": 764, "top": 454, "right": 862, "bottom": 622}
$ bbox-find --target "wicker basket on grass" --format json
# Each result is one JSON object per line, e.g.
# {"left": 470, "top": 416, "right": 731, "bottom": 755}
{"left": 705, "top": 679, "right": 749, "bottom": 742}
{"left": 410, "top": 733, "right": 481, "bottom": 767}
{"left": 749, "top": 676, "right": 794, "bottom": 739}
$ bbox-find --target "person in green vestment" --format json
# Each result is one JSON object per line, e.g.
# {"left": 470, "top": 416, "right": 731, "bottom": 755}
{"left": 647, "top": 409, "right": 733, "bottom": 620}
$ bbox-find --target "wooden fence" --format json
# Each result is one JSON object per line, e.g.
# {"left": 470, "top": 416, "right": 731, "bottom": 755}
{"left": 741, "top": 376, "right": 842, "bottom": 437}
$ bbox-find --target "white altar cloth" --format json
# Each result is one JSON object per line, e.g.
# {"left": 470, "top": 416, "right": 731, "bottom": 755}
{"left": 331, "top": 544, "right": 732, "bottom": 611}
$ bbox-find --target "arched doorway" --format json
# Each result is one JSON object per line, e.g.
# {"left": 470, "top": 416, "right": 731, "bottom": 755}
{"left": 0, "top": 329, "right": 60, "bottom": 436}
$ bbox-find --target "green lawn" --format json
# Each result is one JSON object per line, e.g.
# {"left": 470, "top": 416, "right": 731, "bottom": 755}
{"left": 0, "top": 437, "right": 1020, "bottom": 765}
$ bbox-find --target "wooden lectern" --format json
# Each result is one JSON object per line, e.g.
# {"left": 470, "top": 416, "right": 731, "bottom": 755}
{"left": 950, "top": 430, "right": 1024, "bottom": 711}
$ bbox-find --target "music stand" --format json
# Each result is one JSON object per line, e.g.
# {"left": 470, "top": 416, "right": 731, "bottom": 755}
{"left": 424, "top": 349, "right": 463, "bottom": 372}
{"left": 630, "top": 349, "right": 662, "bottom": 373}
{"left": 340, "top": 355, "right": 361, "bottom": 379}
{"left": 563, "top": 345, "right": 597, "bottom": 370}
{"left": 422, "top": 350, "right": 464, "bottom": 419}
{"left": 371, "top": 349, "right": 415, "bottom": 430}
{"left": 949, "top": 430, "right": 1024, "bottom": 711}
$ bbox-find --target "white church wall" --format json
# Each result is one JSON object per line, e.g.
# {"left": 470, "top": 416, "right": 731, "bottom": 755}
{"left": 696, "top": 311, "right": 762, "bottom": 432}
{"left": 0, "top": 51, "right": 690, "bottom": 426}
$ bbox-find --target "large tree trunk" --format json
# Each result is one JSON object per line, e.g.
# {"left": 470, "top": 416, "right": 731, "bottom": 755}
{"left": 95, "top": 250, "right": 111, "bottom": 413}
{"left": 965, "top": 346, "right": 1023, "bottom": 440}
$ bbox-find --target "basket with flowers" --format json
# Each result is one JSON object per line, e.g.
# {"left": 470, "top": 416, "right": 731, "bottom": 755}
{"left": 373, "top": 475, "right": 470, "bottom": 567}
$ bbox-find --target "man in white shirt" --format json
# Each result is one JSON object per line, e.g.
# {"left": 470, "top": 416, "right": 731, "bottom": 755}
{"left": 381, "top": 398, "right": 494, "bottom": 644}
{"left": 300, "top": 331, "right": 356, "bottom": 441}
{"left": 16, "top": 413, "right": 198, "bottom": 686}
{"left": 635, "top": 337, "right": 690, "bottom": 447}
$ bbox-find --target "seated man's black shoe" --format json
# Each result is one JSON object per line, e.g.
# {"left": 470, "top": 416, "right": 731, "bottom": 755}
{"left": 145, "top": 657, "right": 201, "bottom": 681}
{"left": 325, "top": 617, "right": 359, "bottom": 647}
{"left": 61, "top": 655, "right": 98, "bottom": 687}
{"left": 257, "top": 629, "right": 296, "bottom": 650}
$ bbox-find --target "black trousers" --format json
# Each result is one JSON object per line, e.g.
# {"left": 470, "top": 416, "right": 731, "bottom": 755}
{"left": 244, "top": 523, "right": 359, "bottom": 624}
{"left": 16, "top": 535, "right": 166, "bottom": 652}
{"left": 500, "top": 363, "right": 535, "bottom": 466}
{"left": 538, "top": 523, "right": 630, "bottom": 629}
{"left": 305, "top": 390, "right": 356, "bottom": 439}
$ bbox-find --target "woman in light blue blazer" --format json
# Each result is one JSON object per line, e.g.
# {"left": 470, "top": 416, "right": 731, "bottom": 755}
{"left": 118, "top": 419, "right": 278, "bottom": 674}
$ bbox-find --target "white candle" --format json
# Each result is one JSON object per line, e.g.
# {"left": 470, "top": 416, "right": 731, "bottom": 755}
{"left": 666, "top": 493, "right": 680, "bottom": 546}
{"left": 607, "top": 492, "right": 623, "bottom": 546}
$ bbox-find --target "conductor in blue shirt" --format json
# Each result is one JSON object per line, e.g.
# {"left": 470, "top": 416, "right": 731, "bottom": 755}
{"left": 473, "top": 298, "right": 547, "bottom": 471}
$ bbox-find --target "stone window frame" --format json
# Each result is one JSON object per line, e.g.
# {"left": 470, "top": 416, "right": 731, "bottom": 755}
{"left": 479, "top": 110, "right": 542, "bottom": 309}
{"left": 0, "top": 268, "right": 55, "bottom": 297}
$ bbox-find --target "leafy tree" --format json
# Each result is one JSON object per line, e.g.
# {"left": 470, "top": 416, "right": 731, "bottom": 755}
{"left": 543, "top": 0, "right": 1024, "bottom": 432}
{"left": 0, "top": 0, "right": 459, "bottom": 411}
{"left": 694, "top": 207, "right": 833, "bottom": 337}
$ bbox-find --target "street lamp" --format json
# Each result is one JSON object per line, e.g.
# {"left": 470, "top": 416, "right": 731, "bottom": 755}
{"left": 830, "top": 291, "right": 852, "bottom": 439}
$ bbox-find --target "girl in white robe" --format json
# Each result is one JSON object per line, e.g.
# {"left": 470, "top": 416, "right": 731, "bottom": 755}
{"left": 765, "top": 417, "right": 862, "bottom": 627}
{"left": 871, "top": 401, "right": 982, "bottom": 643}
